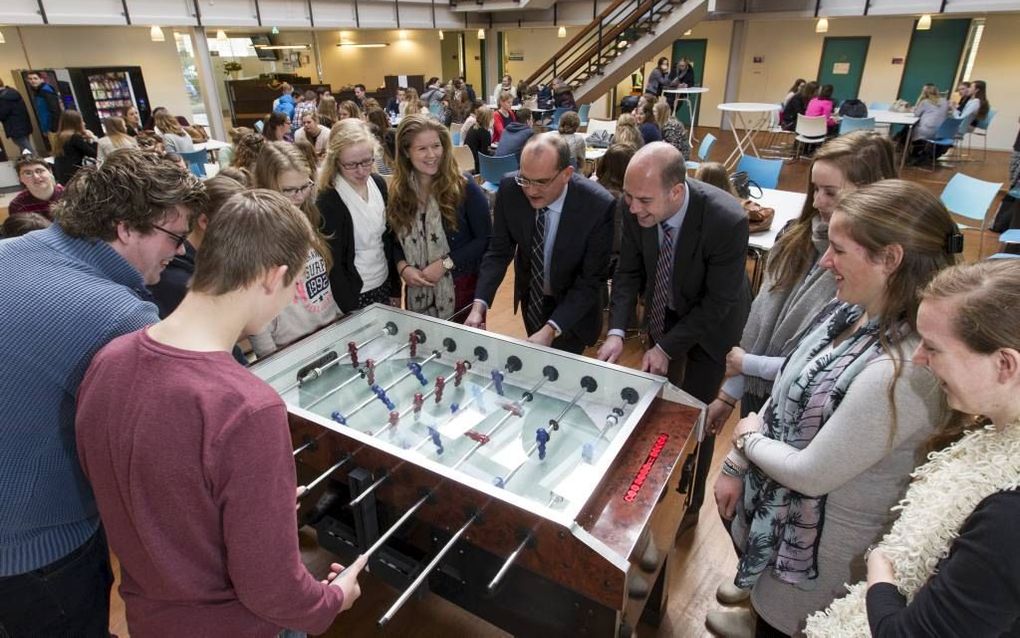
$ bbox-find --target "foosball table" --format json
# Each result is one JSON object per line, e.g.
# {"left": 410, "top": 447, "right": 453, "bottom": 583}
{"left": 250, "top": 305, "right": 704, "bottom": 637}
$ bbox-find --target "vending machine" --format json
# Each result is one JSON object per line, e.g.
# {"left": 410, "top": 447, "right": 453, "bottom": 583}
{"left": 65, "top": 67, "right": 152, "bottom": 137}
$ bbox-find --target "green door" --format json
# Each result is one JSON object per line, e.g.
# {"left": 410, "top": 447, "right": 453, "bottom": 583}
{"left": 670, "top": 38, "right": 707, "bottom": 128}
{"left": 817, "top": 37, "right": 870, "bottom": 104}
{"left": 897, "top": 18, "right": 970, "bottom": 102}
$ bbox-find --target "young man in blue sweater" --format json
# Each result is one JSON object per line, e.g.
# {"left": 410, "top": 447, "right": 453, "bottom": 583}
{"left": 0, "top": 149, "right": 206, "bottom": 636}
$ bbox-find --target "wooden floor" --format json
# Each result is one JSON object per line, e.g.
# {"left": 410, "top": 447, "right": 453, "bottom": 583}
{"left": 106, "top": 128, "right": 1013, "bottom": 637}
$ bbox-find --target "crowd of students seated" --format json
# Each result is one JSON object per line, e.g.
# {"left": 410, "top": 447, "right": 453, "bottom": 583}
{"left": 2, "top": 61, "right": 1019, "bottom": 638}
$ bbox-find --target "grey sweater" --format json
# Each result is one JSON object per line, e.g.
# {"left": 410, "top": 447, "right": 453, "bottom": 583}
{"left": 743, "top": 336, "right": 942, "bottom": 635}
{"left": 732, "top": 217, "right": 835, "bottom": 398}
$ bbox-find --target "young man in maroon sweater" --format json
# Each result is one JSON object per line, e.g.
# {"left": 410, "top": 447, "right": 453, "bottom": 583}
{"left": 75, "top": 189, "right": 366, "bottom": 637}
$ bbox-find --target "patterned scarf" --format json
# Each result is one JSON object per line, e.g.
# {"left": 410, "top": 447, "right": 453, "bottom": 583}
{"left": 398, "top": 195, "right": 455, "bottom": 319}
{"left": 733, "top": 301, "right": 896, "bottom": 589}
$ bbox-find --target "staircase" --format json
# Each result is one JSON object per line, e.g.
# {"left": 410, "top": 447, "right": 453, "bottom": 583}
{"left": 523, "top": 0, "right": 709, "bottom": 108}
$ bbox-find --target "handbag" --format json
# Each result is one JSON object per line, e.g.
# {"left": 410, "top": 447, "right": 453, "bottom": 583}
{"left": 742, "top": 199, "right": 775, "bottom": 233}
{"left": 585, "top": 129, "right": 613, "bottom": 149}
{"left": 729, "top": 171, "right": 763, "bottom": 200}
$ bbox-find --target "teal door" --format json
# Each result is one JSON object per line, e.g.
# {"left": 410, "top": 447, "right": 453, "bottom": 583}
{"left": 817, "top": 37, "right": 870, "bottom": 104}
{"left": 670, "top": 38, "right": 707, "bottom": 128}
{"left": 897, "top": 18, "right": 970, "bottom": 102}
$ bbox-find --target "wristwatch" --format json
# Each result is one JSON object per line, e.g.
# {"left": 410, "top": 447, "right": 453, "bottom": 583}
{"left": 734, "top": 431, "right": 754, "bottom": 451}
{"left": 442, "top": 255, "right": 455, "bottom": 271}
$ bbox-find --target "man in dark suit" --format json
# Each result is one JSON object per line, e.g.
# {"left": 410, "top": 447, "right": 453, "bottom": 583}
{"left": 466, "top": 134, "right": 614, "bottom": 354}
{"left": 597, "top": 142, "right": 750, "bottom": 532}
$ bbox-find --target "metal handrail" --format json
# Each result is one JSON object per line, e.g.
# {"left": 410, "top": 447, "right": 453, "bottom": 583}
{"left": 523, "top": 0, "right": 677, "bottom": 91}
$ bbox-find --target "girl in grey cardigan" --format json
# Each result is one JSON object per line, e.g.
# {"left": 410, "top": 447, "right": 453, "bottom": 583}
{"left": 910, "top": 84, "right": 950, "bottom": 141}
{"left": 712, "top": 180, "right": 961, "bottom": 636}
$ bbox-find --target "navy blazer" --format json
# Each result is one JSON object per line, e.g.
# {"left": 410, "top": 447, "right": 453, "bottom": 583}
{"left": 475, "top": 172, "right": 615, "bottom": 346}
{"left": 609, "top": 178, "right": 750, "bottom": 362}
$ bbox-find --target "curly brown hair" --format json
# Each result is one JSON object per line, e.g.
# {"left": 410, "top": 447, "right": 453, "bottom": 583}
{"left": 54, "top": 148, "right": 206, "bottom": 241}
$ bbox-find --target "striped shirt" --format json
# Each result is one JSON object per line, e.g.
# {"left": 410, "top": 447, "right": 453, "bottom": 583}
{"left": 0, "top": 223, "right": 159, "bottom": 575}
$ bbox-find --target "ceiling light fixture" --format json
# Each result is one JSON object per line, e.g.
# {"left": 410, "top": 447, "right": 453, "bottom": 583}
{"left": 150, "top": 25, "right": 165, "bottom": 42}
{"left": 558, "top": 26, "right": 566, "bottom": 38}
{"left": 216, "top": 30, "right": 228, "bottom": 41}
{"left": 439, "top": 30, "right": 444, "bottom": 40}
{"left": 337, "top": 42, "right": 390, "bottom": 48}
{"left": 255, "top": 44, "right": 310, "bottom": 50}
{"left": 477, "top": 29, "right": 485, "bottom": 39}
{"left": 0, "top": 30, "right": 6, "bottom": 45}
{"left": 815, "top": 18, "right": 829, "bottom": 33}
{"left": 917, "top": 14, "right": 932, "bottom": 30}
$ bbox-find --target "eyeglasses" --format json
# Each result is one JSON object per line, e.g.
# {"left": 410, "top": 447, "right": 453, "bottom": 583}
{"left": 514, "top": 168, "right": 565, "bottom": 190}
{"left": 152, "top": 224, "right": 188, "bottom": 249}
{"left": 280, "top": 180, "right": 315, "bottom": 197}
{"left": 340, "top": 158, "right": 374, "bottom": 171}
{"left": 20, "top": 168, "right": 50, "bottom": 178}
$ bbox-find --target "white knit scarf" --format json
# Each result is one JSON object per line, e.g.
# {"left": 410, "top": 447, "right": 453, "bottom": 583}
{"left": 805, "top": 422, "right": 1020, "bottom": 637}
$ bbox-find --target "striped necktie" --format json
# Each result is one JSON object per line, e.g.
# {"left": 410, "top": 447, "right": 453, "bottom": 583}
{"left": 526, "top": 207, "right": 549, "bottom": 334}
{"left": 648, "top": 222, "right": 674, "bottom": 343}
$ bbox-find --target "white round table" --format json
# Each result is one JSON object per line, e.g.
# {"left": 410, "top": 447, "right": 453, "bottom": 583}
{"left": 717, "top": 102, "right": 781, "bottom": 169}
{"left": 663, "top": 87, "right": 709, "bottom": 147}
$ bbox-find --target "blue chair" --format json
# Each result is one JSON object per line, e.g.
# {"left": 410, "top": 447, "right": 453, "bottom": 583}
{"left": 736, "top": 155, "right": 784, "bottom": 190}
{"left": 684, "top": 133, "right": 716, "bottom": 171}
{"left": 940, "top": 172, "right": 1003, "bottom": 258}
{"left": 998, "top": 228, "right": 1020, "bottom": 245}
{"left": 868, "top": 102, "right": 891, "bottom": 111}
{"left": 919, "top": 116, "right": 965, "bottom": 170}
{"left": 478, "top": 153, "right": 519, "bottom": 193}
{"left": 577, "top": 104, "right": 591, "bottom": 126}
{"left": 839, "top": 116, "right": 875, "bottom": 135}
{"left": 179, "top": 149, "right": 208, "bottom": 178}
{"left": 451, "top": 130, "right": 461, "bottom": 146}
{"left": 548, "top": 107, "right": 571, "bottom": 130}
{"left": 968, "top": 108, "right": 997, "bottom": 160}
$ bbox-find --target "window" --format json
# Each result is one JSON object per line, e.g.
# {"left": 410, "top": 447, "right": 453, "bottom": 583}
{"left": 959, "top": 18, "right": 984, "bottom": 83}
{"left": 207, "top": 37, "right": 260, "bottom": 58}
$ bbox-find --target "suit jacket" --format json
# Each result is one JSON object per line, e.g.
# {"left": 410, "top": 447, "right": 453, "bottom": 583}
{"left": 609, "top": 178, "right": 751, "bottom": 363}
{"left": 475, "top": 173, "right": 615, "bottom": 346}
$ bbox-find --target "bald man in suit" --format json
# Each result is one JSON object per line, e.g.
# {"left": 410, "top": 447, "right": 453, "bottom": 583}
{"left": 598, "top": 142, "right": 751, "bottom": 534}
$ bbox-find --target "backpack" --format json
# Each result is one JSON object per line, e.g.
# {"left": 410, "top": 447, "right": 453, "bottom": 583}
{"left": 838, "top": 99, "right": 868, "bottom": 118}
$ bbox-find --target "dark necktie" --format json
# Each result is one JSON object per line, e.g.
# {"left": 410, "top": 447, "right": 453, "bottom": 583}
{"left": 648, "top": 222, "right": 674, "bottom": 343}
{"left": 526, "top": 207, "right": 549, "bottom": 334}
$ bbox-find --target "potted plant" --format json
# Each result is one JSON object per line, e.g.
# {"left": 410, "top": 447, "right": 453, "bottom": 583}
{"left": 224, "top": 61, "right": 242, "bottom": 79}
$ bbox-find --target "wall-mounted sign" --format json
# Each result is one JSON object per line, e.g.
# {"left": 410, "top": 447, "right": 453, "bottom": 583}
{"left": 832, "top": 62, "right": 851, "bottom": 75}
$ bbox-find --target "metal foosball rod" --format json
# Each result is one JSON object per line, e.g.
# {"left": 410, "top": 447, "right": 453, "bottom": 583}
{"left": 448, "top": 364, "right": 558, "bottom": 469}
{"left": 409, "top": 370, "right": 504, "bottom": 454}
{"left": 596, "top": 387, "right": 640, "bottom": 440}
{"left": 366, "top": 345, "right": 488, "bottom": 439}
{"left": 297, "top": 456, "right": 352, "bottom": 498}
{"left": 277, "top": 322, "right": 395, "bottom": 395}
{"left": 486, "top": 531, "right": 534, "bottom": 592}
{"left": 331, "top": 342, "right": 451, "bottom": 425}
{"left": 547, "top": 376, "right": 598, "bottom": 431}
{"left": 378, "top": 512, "right": 479, "bottom": 627}
{"left": 351, "top": 354, "right": 517, "bottom": 507}
{"left": 305, "top": 330, "right": 427, "bottom": 410}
